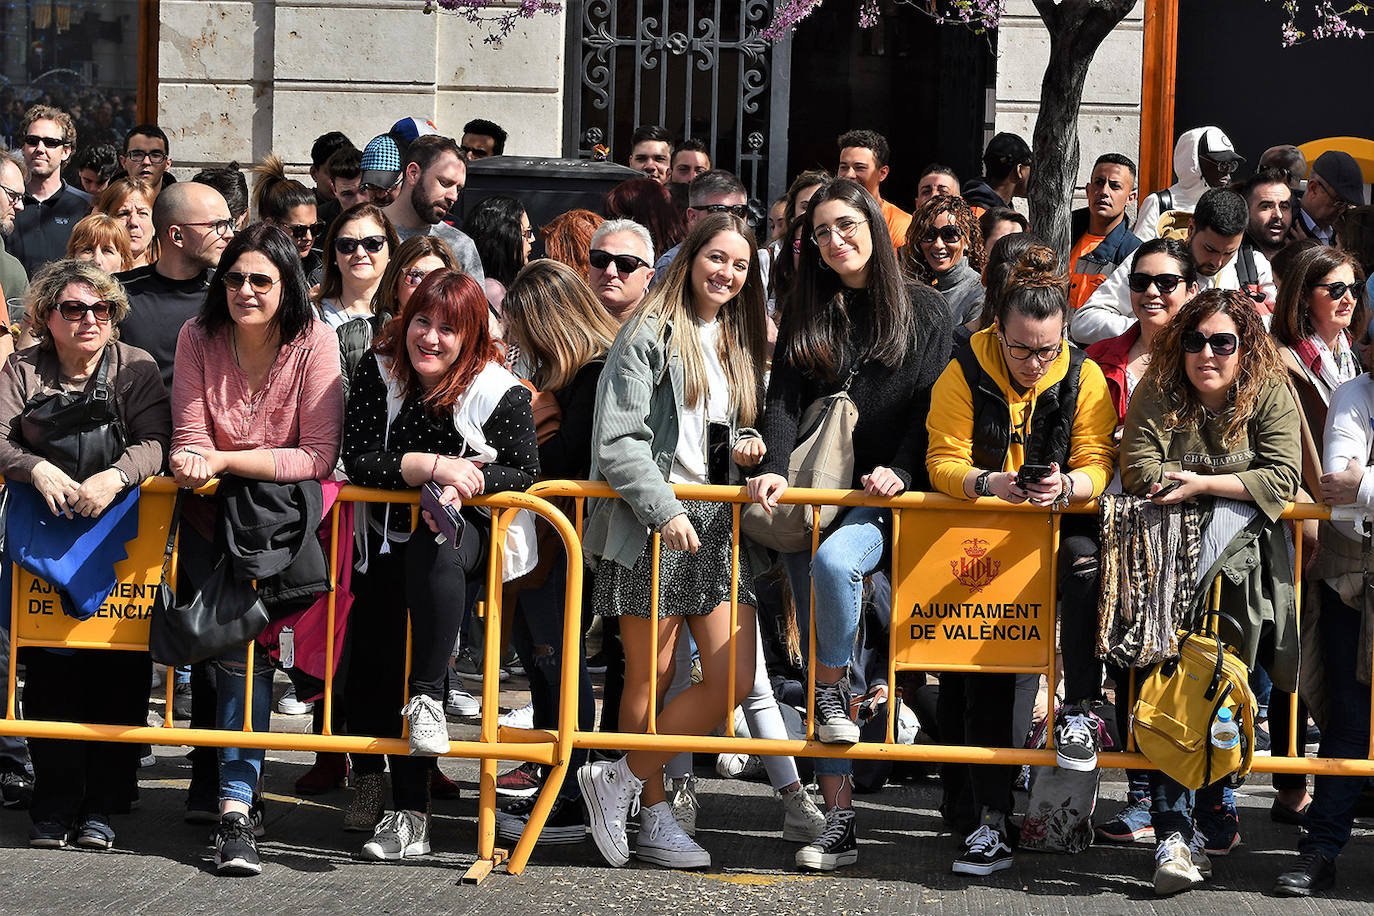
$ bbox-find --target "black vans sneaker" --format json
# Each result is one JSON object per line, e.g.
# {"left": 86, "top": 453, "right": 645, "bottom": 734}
{"left": 215, "top": 812, "right": 262, "bottom": 876}
{"left": 795, "top": 807, "right": 858, "bottom": 871}
{"left": 1054, "top": 703, "right": 1102, "bottom": 772}
{"left": 953, "top": 823, "right": 1014, "bottom": 876}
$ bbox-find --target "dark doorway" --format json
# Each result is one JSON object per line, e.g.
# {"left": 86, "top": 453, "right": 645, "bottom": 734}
{"left": 785, "top": 1, "right": 992, "bottom": 211}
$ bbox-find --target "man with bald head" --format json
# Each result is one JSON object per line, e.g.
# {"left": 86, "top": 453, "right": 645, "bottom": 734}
{"left": 116, "top": 181, "right": 235, "bottom": 389}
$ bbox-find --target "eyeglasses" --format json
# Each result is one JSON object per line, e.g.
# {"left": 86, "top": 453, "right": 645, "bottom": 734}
{"left": 589, "top": 249, "right": 650, "bottom": 274}
{"left": 921, "top": 225, "right": 963, "bottom": 245}
{"left": 180, "top": 219, "right": 236, "bottom": 238}
{"left": 222, "top": 272, "right": 278, "bottom": 294}
{"left": 285, "top": 221, "right": 327, "bottom": 241}
{"left": 521, "top": 226, "right": 538, "bottom": 243}
{"left": 0, "top": 183, "right": 21, "bottom": 207}
{"left": 359, "top": 177, "right": 402, "bottom": 194}
{"left": 56, "top": 300, "right": 114, "bottom": 322}
{"left": 335, "top": 235, "right": 387, "bottom": 255}
{"left": 1200, "top": 155, "right": 1240, "bottom": 175}
{"left": 404, "top": 267, "right": 433, "bottom": 287}
{"left": 23, "top": 134, "right": 65, "bottom": 149}
{"left": 1127, "top": 272, "right": 1185, "bottom": 294}
{"left": 1314, "top": 281, "right": 1359, "bottom": 300}
{"left": 124, "top": 149, "right": 167, "bottom": 164}
{"left": 812, "top": 218, "right": 867, "bottom": 247}
{"left": 999, "top": 335, "right": 1064, "bottom": 363}
{"left": 690, "top": 203, "right": 750, "bottom": 219}
{"left": 1180, "top": 330, "right": 1239, "bottom": 355}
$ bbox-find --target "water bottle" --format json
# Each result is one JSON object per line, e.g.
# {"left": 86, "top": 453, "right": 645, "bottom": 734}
{"left": 1210, "top": 707, "right": 1239, "bottom": 750}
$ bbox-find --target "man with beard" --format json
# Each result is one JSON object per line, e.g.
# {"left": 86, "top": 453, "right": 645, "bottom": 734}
{"left": 382, "top": 134, "right": 486, "bottom": 289}
{"left": 9, "top": 105, "right": 91, "bottom": 276}
{"left": 1238, "top": 168, "right": 1294, "bottom": 260}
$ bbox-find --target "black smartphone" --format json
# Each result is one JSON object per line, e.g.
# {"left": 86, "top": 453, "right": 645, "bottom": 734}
{"left": 706, "top": 421, "right": 732, "bottom": 486}
{"left": 421, "top": 481, "right": 465, "bottom": 546}
{"left": 1152, "top": 479, "right": 1182, "bottom": 499}
{"left": 1015, "top": 463, "right": 1054, "bottom": 488}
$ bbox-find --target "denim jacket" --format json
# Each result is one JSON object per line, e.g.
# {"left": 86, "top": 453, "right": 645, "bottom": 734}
{"left": 583, "top": 314, "right": 759, "bottom": 570}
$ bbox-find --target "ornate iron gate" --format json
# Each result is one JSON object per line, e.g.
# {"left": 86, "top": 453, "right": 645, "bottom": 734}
{"left": 562, "top": 0, "right": 792, "bottom": 205}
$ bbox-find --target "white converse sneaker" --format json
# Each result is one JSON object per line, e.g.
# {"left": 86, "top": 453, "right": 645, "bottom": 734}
{"left": 360, "top": 810, "right": 430, "bottom": 861}
{"left": 401, "top": 695, "right": 450, "bottom": 756}
{"left": 781, "top": 785, "right": 826, "bottom": 842}
{"left": 1153, "top": 831, "right": 1203, "bottom": 895}
{"left": 577, "top": 756, "right": 644, "bottom": 867}
{"left": 668, "top": 775, "right": 700, "bottom": 837}
{"left": 499, "top": 702, "right": 534, "bottom": 730}
{"left": 634, "top": 801, "right": 711, "bottom": 869}
{"left": 715, "top": 753, "right": 763, "bottom": 780}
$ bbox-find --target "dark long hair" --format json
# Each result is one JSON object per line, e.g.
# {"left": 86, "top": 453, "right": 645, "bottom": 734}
{"left": 200, "top": 222, "right": 314, "bottom": 346}
{"left": 780, "top": 178, "right": 914, "bottom": 382}
{"left": 1271, "top": 243, "right": 1367, "bottom": 349}
{"left": 315, "top": 203, "right": 399, "bottom": 306}
{"left": 465, "top": 194, "right": 527, "bottom": 289}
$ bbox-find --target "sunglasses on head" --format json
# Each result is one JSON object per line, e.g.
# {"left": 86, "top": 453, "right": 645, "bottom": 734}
{"left": 23, "top": 134, "right": 65, "bottom": 149}
{"left": 222, "top": 272, "right": 278, "bottom": 294}
{"left": 335, "top": 235, "right": 387, "bottom": 255}
{"left": 286, "top": 221, "right": 327, "bottom": 241}
{"left": 589, "top": 249, "right": 649, "bottom": 274}
{"left": 1180, "top": 330, "right": 1239, "bottom": 355}
{"left": 1127, "top": 272, "right": 1184, "bottom": 294}
{"left": 1314, "top": 281, "right": 1359, "bottom": 300}
{"left": 57, "top": 300, "right": 114, "bottom": 322}
{"left": 921, "top": 225, "right": 962, "bottom": 245}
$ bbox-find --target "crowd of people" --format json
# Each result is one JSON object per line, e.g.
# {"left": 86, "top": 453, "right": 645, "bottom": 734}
{"left": 0, "top": 102, "right": 1372, "bottom": 900}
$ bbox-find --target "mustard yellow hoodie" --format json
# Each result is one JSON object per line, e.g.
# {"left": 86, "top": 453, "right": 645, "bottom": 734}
{"left": 925, "top": 327, "right": 1118, "bottom": 498}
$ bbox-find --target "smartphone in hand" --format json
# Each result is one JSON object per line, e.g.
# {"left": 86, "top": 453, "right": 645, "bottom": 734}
{"left": 1015, "top": 463, "right": 1054, "bottom": 489}
{"left": 421, "top": 481, "right": 465, "bottom": 547}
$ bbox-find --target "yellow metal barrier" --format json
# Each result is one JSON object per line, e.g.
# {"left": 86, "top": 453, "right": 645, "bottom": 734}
{"left": 0, "top": 477, "right": 583, "bottom": 879}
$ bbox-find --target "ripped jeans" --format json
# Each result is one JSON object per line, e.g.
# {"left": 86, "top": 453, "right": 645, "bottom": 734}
{"left": 214, "top": 641, "right": 276, "bottom": 806}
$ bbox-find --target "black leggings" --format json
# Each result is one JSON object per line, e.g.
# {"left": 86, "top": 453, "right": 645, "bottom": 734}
{"left": 346, "top": 523, "right": 482, "bottom": 811}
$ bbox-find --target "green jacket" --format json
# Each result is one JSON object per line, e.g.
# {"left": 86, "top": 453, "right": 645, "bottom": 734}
{"left": 583, "top": 313, "right": 760, "bottom": 571}
{"left": 0, "top": 236, "right": 28, "bottom": 308}
{"left": 1122, "top": 376, "right": 1303, "bottom": 689}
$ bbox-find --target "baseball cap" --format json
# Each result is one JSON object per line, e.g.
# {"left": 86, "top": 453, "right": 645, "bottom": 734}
{"left": 984, "top": 132, "right": 1032, "bottom": 169}
{"left": 360, "top": 133, "right": 401, "bottom": 189}
{"left": 391, "top": 116, "right": 439, "bottom": 145}
{"left": 1198, "top": 128, "right": 1244, "bottom": 165}
{"left": 1312, "top": 149, "right": 1365, "bottom": 205}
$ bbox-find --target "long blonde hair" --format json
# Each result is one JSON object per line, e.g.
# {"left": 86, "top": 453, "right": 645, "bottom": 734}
{"left": 632, "top": 213, "right": 768, "bottom": 425}
{"left": 503, "top": 259, "right": 618, "bottom": 391}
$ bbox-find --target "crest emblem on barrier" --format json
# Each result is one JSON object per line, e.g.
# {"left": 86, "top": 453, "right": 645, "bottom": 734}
{"left": 950, "top": 537, "right": 1000, "bottom": 594}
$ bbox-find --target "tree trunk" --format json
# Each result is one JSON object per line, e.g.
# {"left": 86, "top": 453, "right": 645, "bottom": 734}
{"left": 1028, "top": 0, "right": 1138, "bottom": 261}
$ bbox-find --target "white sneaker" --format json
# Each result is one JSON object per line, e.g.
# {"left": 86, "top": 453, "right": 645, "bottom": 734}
{"left": 577, "top": 756, "right": 644, "bottom": 867}
{"left": 444, "top": 687, "right": 480, "bottom": 718}
{"left": 499, "top": 702, "right": 534, "bottom": 730}
{"left": 277, "top": 685, "right": 313, "bottom": 716}
{"left": 401, "top": 695, "right": 451, "bottom": 755}
{"left": 634, "top": 801, "right": 711, "bottom": 869}
{"left": 1153, "top": 832, "right": 1203, "bottom": 895}
{"left": 781, "top": 785, "right": 826, "bottom": 842}
{"left": 668, "top": 775, "right": 700, "bottom": 837}
{"left": 715, "top": 753, "right": 763, "bottom": 780}
{"left": 360, "top": 810, "right": 430, "bottom": 861}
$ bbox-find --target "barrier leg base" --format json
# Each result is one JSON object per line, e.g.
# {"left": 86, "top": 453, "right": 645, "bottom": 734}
{"left": 460, "top": 850, "right": 508, "bottom": 885}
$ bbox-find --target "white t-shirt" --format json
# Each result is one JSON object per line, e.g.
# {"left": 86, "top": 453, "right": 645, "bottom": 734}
{"left": 670, "top": 317, "right": 731, "bottom": 485}
{"left": 317, "top": 298, "right": 361, "bottom": 330}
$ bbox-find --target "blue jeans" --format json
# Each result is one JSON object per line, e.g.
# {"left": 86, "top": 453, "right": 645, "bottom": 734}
{"left": 1302, "top": 583, "right": 1372, "bottom": 859}
{"left": 782, "top": 506, "right": 890, "bottom": 777}
{"left": 214, "top": 642, "right": 274, "bottom": 806}
{"left": 1148, "top": 773, "right": 1229, "bottom": 842}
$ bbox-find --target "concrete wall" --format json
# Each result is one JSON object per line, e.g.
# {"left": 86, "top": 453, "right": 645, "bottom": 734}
{"left": 157, "top": 0, "right": 566, "bottom": 177}
{"left": 991, "top": 0, "right": 1145, "bottom": 206}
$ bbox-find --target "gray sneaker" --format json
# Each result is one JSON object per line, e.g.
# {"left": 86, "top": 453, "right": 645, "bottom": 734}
{"left": 360, "top": 810, "right": 430, "bottom": 861}
{"left": 815, "top": 678, "right": 860, "bottom": 744}
{"left": 401, "top": 695, "right": 450, "bottom": 756}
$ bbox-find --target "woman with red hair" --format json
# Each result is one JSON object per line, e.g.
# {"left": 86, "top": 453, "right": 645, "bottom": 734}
{"left": 341, "top": 269, "right": 539, "bottom": 861}
{"left": 604, "top": 177, "right": 685, "bottom": 254}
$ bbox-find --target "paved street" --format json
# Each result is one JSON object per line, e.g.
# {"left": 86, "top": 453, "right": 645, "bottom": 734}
{"left": 1, "top": 673, "right": 1372, "bottom": 915}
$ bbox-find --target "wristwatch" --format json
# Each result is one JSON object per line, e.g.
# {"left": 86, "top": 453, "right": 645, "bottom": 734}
{"left": 115, "top": 467, "right": 131, "bottom": 488}
{"left": 1055, "top": 472, "right": 1074, "bottom": 509}
{"left": 974, "top": 470, "right": 993, "bottom": 497}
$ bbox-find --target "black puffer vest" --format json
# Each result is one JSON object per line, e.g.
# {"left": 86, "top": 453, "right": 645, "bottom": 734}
{"left": 954, "top": 339, "right": 1086, "bottom": 472}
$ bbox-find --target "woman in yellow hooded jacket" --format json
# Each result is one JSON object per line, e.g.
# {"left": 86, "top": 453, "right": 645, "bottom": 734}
{"left": 925, "top": 244, "right": 1117, "bottom": 877}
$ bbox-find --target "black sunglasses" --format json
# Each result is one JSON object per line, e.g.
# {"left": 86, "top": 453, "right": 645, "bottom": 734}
{"left": 1180, "top": 330, "right": 1239, "bottom": 356}
{"left": 589, "top": 249, "right": 649, "bottom": 274}
{"left": 23, "top": 134, "right": 65, "bottom": 149}
{"left": 335, "top": 235, "right": 387, "bottom": 255}
{"left": 124, "top": 149, "right": 167, "bottom": 163}
{"left": 1314, "top": 281, "right": 1359, "bottom": 300}
{"left": 1127, "top": 272, "right": 1184, "bottom": 294}
{"left": 222, "top": 272, "right": 278, "bottom": 294}
{"left": 57, "top": 300, "right": 114, "bottom": 321}
{"left": 690, "top": 203, "right": 750, "bottom": 219}
{"left": 285, "top": 221, "right": 327, "bottom": 241}
{"left": 921, "top": 225, "right": 962, "bottom": 245}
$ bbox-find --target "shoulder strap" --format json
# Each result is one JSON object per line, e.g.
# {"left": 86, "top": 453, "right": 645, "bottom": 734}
{"left": 91, "top": 345, "right": 115, "bottom": 404}
{"left": 160, "top": 489, "right": 186, "bottom": 571}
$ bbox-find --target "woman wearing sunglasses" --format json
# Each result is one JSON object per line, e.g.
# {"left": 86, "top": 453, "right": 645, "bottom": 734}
{"left": 927, "top": 244, "right": 1116, "bottom": 878}
{"left": 170, "top": 223, "right": 344, "bottom": 876}
{"left": 464, "top": 194, "right": 534, "bottom": 316}
{"left": 252, "top": 155, "right": 324, "bottom": 279}
{"left": 904, "top": 195, "right": 987, "bottom": 326}
{"left": 0, "top": 259, "right": 170, "bottom": 852}
{"left": 1121, "top": 288, "right": 1301, "bottom": 894}
{"left": 314, "top": 203, "right": 399, "bottom": 330}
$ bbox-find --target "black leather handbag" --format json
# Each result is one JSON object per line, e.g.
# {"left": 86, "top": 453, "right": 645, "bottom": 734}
{"left": 148, "top": 490, "right": 270, "bottom": 667}
{"left": 18, "top": 346, "right": 127, "bottom": 481}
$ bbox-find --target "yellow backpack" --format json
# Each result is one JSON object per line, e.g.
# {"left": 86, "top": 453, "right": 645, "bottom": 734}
{"left": 1131, "top": 616, "right": 1257, "bottom": 791}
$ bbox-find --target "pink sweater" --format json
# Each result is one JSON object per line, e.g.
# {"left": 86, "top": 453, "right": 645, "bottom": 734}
{"left": 171, "top": 317, "right": 343, "bottom": 481}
